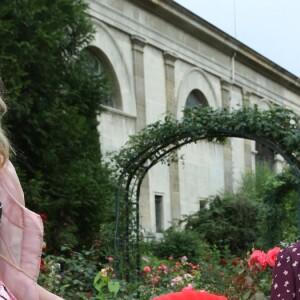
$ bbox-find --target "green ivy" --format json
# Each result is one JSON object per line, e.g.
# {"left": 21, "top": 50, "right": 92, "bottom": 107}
{"left": 112, "top": 105, "right": 300, "bottom": 280}
{"left": 114, "top": 106, "right": 300, "bottom": 182}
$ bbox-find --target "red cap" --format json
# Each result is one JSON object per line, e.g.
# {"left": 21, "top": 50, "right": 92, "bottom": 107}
{"left": 152, "top": 290, "right": 228, "bottom": 300}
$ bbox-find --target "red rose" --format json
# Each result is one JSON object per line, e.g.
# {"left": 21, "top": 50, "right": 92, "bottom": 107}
{"left": 231, "top": 257, "right": 241, "bottom": 266}
{"left": 144, "top": 266, "right": 151, "bottom": 273}
{"left": 266, "top": 247, "right": 281, "bottom": 267}
{"left": 248, "top": 250, "right": 267, "bottom": 271}
{"left": 39, "top": 213, "right": 47, "bottom": 220}
{"left": 40, "top": 258, "right": 47, "bottom": 273}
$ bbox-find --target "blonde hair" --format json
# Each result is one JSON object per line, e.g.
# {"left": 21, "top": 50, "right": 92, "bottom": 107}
{"left": 0, "top": 94, "right": 11, "bottom": 167}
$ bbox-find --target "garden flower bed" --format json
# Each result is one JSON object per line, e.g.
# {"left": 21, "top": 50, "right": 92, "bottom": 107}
{"left": 38, "top": 243, "right": 281, "bottom": 299}
{"left": 92, "top": 247, "right": 280, "bottom": 300}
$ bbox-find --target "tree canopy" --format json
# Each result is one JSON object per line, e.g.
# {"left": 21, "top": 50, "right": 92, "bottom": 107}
{"left": 0, "top": 0, "right": 115, "bottom": 249}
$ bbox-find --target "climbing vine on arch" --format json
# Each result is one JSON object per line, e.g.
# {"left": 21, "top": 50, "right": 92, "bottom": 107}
{"left": 114, "top": 105, "right": 300, "bottom": 182}
{"left": 112, "top": 105, "right": 300, "bottom": 279}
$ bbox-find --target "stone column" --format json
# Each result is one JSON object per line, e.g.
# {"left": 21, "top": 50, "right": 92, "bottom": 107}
{"left": 163, "top": 51, "right": 181, "bottom": 225}
{"left": 131, "top": 35, "right": 151, "bottom": 231}
{"left": 243, "top": 89, "right": 252, "bottom": 171}
{"left": 131, "top": 35, "right": 147, "bottom": 131}
{"left": 221, "top": 80, "right": 233, "bottom": 193}
{"left": 164, "top": 51, "right": 178, "bottom": 114}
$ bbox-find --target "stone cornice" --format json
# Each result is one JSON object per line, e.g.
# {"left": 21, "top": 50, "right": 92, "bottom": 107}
{"left": 128, "top": 0, "right": 300, "bottom": 93}
{"left": 163, "top": 51, "right": 178, "bottom": 67}
{"left": 131, "top": 35, "right": 147, "bottom": 53}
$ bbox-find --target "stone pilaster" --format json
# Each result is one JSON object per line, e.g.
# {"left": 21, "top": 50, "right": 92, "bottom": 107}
{"left": 221, "top": 79, "right": 231, "bottom": 108}
{"left": 242, "top": 88, "right": 251, "bottom": 107}
{"left": 163, "top": 51, "right": 181, "bottom": 224}
{"left": 221, "top": 80, "right": 233, "bottom": 193}
{"left": 131, "top": 35, "right": 147, "bottom": 131}
{"left": 243, "top": 89, "right": 252, "bottom": 171}
{"left": 163, "top": 51, "right": 178, "bottom": 115}
{"left": 131, "top": 35, "right": 151, "bottom": 230}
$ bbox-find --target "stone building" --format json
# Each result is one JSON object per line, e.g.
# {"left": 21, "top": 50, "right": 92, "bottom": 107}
{"left": 85, "top": 0, "right": 300, "bottom": 235}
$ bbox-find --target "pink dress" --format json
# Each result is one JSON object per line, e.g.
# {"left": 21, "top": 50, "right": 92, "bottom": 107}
{"left": 0, "top": 161, "right": 43, "bottom": 299}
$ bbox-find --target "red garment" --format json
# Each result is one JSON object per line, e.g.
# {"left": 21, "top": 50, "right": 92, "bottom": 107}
{"left": 152, "top": 290, "right": 228, "bottom": 300}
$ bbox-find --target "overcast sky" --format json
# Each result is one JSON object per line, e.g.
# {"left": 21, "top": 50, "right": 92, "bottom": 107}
{"left": 175, "top": 0, "right": 300, "bottom": 78}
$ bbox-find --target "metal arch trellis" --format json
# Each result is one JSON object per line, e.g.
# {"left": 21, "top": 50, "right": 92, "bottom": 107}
{"left": 113, "top": 106, "right": 300, "bottom": 281}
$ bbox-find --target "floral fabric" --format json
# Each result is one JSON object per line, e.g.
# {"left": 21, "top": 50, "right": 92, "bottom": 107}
{"left": 271, "top": 241, "right": 300, "bottom": 299}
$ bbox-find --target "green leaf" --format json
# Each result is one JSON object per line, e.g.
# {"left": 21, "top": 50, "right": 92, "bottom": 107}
{"left": 108, "top": 280, "right": 120, "bottom": 295}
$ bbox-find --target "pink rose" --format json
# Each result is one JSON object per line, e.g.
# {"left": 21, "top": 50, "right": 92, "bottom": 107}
{"left": 182, "top": 284, "right": 194, "bottom": 291}
{"left": 143, "top": 266, "right": 151, "bottom": 273}
{"left": 181, "top": 256, "right": 188, "bottom": 262}
{"left": 266, "top": 247, "right": 281, "bottom": 267}
{"left": 107, "top": 256, "right": 114, "bottom": 263}
{"left": 160, "top": 264, "right": 168, "bottom": 275}
{"left": 248, "top": 250, "right": 267, "bottom": 271}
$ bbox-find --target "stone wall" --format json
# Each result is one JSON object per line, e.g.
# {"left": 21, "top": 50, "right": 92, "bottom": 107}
{"left": 87, "top": 0, "right": 300, "bottom": 234}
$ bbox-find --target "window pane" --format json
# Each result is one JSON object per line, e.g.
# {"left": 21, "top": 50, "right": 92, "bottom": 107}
{"left": 155, "top": 195, "right": 163, "bottom": 233}
{"left": 185, "top": 90, "right": 208, "bottom": 108}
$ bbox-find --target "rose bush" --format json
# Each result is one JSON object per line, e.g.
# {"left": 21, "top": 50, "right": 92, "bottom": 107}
{"left": 38, "top": 246, "right": 281, "bottom": 299}
{"left": 248, "top": 247, "right": 281, "bottom": 271}
{"left": 266, "top": 247, "right": 281, "bottom": 267}
{"left": 93, "top": 247, "right": 281, "bottom": 299}
{"left": 248, "top": 250, "right": 268, "bottom": 271}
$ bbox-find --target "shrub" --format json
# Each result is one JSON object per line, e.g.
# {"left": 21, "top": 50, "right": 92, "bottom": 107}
{"left": 38, "top": 245, "right": 101, "bottom": 299}
{"left": 149, "top": 230, "right": 210, "bottom": 262}
{"left": 184, "top": 195, "right": 261, "bottom": 255}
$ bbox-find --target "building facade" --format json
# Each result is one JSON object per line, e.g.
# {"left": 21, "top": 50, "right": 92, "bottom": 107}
{"left": 86, "top": 0, "right": 300, "bottom": 235}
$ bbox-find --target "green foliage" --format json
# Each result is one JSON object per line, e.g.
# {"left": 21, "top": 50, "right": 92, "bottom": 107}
{"left": 39, "top": 245, "right": 101, "bottom": 299}
{"left": 238, "top": 163, "right": 275, "bottom": 200}
{"left": 90, "top": 248, "right": 274, "bottom": 299}
{"left": 94, "top": 269, "right": 121, "bottom": 300}
{"left": 184, "top": 195, "right": 261, "bottom": 255}
{"left": 39, "top": 241, "right": 276, "bottom": 299}
{"left": 114, "top": 106, "right": 300, "bottom": 183}
{"left": 113, "top": 105, "right": 300, "bottom": 277}
{"left": 262, "top": 169, "right": 299, "bottom": 245}
{"left": 183, "top": 165, "right": 299, "bottom": 254}
{"left": 149, "top": 230, "right": 210, "bottom": 262}
{"left": 0, "top": 0, "right": 115, "bottom": 249}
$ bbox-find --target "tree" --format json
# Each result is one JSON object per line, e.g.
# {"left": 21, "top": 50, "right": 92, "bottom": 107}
{"left": 0, "top": 0, "right": 115, "bottom": 250}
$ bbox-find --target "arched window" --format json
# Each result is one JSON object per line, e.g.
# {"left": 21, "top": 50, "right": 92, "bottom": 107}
{"left": 185, "top": 89, "right": 208, "bottom": 108}
{"left": 81, "top": 47, "right": 121, "bottom": 109}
